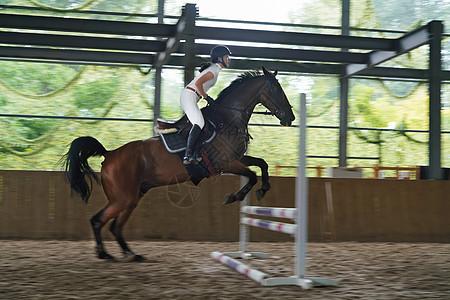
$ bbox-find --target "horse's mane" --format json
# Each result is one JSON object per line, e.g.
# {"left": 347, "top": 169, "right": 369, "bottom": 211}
{"left": 215, "top": 70, "right": 262, "bottom": 104}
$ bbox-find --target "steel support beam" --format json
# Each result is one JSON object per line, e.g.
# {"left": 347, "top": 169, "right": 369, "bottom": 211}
{"left": 196, "top": 26, "right": 394, "bottom": 50}
{"left": 345, "top": 24, "right": 430, "bottom": 77}
{"left": 163, "top": 57, "right": 450, "bottom": 80}
{"left": 0, "top": 13, "right": 175, "bottom": 36}
{"left": 183, "top": 3, "right": 196, "bottom": 85}
{"left": 226, "top": 60, "right": 450, "bottom": 80}
{"left": 153, "top": 0, "right": 165, "bottom": 135}
{"left": 339, "top": 0, "right": 350, "bottom": 168}
{"left": 0, "top": 31, "right": 165, "bottom": 53}
{"left": 193, "top": 44, "right": 367, "bottom": 64}
{"left": 428, "top": 21, "right": 443, "bottom": 179}
{"left": 0, "top": 45, "right": 154, "bottom": 65}
{"left": 153, "top": 15, "right": 186, "bottom": 69}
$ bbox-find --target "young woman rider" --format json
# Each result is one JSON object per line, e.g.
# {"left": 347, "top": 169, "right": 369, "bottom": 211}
{"left": 180, "top": 45, "right": 231, "bottom": 165}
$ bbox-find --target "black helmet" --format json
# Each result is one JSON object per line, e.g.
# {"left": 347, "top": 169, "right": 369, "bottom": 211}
{"left": 210, "top": 45, "right": 232, "bottom": 63}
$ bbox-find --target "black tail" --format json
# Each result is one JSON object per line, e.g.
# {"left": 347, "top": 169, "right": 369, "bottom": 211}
{"left": 62, "top": 136, "right": 108, "bottom": 203}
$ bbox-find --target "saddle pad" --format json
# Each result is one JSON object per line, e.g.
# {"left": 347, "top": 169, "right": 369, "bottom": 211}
{"left": 160, "top": 131, "right": 186, "bottom": 154}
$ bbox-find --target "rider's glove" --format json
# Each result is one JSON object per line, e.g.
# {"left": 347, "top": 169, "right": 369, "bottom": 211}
{"left": 205, "top": 95, "right": 215, "bottom": 107}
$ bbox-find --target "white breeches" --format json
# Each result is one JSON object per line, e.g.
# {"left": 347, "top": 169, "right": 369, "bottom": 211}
{"left": 180, "top": 89, "right": 205, "bottom": 129}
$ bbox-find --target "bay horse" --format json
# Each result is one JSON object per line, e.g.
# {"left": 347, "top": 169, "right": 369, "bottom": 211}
{"left": 62, "top": 66, "right": 295, "bottom": 261}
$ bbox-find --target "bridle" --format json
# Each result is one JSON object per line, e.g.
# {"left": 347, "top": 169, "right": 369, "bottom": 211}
{"left": 262, "top": 76, "right": 289, "bottom": 118}
{"left": 211, "top": 74, "right": 290, "bottom": 118}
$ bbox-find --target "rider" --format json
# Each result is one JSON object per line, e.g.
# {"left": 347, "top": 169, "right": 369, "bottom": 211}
{"left": 180, "top": 45, "right": 231, "bottom": 165}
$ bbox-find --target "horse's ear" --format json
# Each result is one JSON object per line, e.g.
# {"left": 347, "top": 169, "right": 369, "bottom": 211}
{"left": 262, "top": 66, "right": 269, "bottom": 76}
{"left": 274, "top": 69, "right": 278, "bottom": 76}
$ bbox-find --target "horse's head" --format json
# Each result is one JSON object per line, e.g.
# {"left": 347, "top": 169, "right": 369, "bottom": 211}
{"left": 260, "top": 67, "right": 295, "bottom": 126}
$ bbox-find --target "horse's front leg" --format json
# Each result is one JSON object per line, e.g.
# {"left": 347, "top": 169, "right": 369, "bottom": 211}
{"left": 222, "top": 161, "right": 257, "bottom": 205}
{"left": 240, "top": 155, "right": 270, "bottom": 201}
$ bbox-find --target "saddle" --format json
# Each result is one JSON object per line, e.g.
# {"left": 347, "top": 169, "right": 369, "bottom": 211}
{"left": 155, "top": 115, "right": 216, "bottom": 154}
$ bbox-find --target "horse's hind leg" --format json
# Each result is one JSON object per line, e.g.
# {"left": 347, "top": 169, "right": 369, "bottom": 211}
{"left": 90, "top": 206, "right": 115, "bottom": 260}
{"left": 223, "top": 162, "right": 258, "bottom": 205}
{"left": 109, "top": 196, "right": 145, "bottom": 261}
{"left": 240, "top": 155, "right": 270, "bottom": 201}
{"left": 90, "top": 193, "right": 140, "bottom": 260}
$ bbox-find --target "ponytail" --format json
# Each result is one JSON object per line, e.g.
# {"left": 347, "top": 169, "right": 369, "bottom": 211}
{"left": 199, "top": 62, "right": 212, "bottom": 72}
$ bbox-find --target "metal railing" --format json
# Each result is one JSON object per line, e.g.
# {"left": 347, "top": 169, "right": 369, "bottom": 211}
{"left": 274, "top": 165, "right": 420, "bottom": 179}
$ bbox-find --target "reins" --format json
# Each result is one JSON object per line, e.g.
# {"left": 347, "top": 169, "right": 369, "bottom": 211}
{"left": 215, "top": 104, "right": 273, "bottom": 116}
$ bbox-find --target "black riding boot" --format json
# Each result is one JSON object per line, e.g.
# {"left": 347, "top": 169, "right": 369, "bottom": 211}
{"left": 183, "top": 124, "right": 202, "bottom": 165}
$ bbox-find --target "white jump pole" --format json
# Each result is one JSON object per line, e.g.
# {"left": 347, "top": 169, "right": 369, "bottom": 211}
{"left": 294, "top": 93, "right": 338, "bottom": 287}
{"left": 295, "top": 92, "right": 308, "bottom": 279}
{"left": 239, "top": 176, "right": 250, "bottom": 254}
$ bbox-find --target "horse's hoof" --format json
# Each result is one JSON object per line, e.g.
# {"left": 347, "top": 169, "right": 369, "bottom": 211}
{"left": 122, "top": 251, "right": 146, "bottom": 262}
{"left": 98, "top": 252, "right": 115, "bottom": 261}
{"left": 223, "top": 193, "right": 236, "bottom": 205}
{"left": 256, "top": 189, "right": 266, "bottom": 201}
{"left": 133, "top": 255, "right": 146, "bottom": 262}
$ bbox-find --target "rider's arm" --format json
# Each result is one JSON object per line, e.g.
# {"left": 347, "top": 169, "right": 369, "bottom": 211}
{"left": 194, "top": 71, "right": 214, "bottom": 99}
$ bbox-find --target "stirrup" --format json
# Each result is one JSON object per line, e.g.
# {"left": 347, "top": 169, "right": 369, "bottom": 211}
{"left": 183, "top": 156, "right": 191, "bottom": 165}
{"left": 183, "top": 155, "right": 199, "bottom": 165}
{"left": 195, "top": 152, "right": 203, "bottom": 162}
{"left": 189, "top": 154, "right": 200, "bottom": 165}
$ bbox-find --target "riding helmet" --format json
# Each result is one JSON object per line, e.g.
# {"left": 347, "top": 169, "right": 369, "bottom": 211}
{"left": 210, "top": 45, "right": 232, "bottom": 63}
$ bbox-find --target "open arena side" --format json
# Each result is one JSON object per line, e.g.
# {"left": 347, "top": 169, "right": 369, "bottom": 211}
{"left": 1, "top": 3, "right": 449, "bottom": 179}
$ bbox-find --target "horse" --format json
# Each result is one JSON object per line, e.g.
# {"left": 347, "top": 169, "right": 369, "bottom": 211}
{"left": 62, "top": 66, "right": 295, "bottom": 261}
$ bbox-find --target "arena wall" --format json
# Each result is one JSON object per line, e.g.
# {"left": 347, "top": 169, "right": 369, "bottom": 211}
{"left": 0, "top": 170, "right": 449, "bottom": 242}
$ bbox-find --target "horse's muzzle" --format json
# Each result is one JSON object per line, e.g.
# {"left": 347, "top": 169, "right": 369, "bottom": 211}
{"left": 278, "top": 110, "right": 295, "bottom": 126}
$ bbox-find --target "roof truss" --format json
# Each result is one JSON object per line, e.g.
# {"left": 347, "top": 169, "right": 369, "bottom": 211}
{"left": 0, "top": 10, "right": 446, "bottom": 80}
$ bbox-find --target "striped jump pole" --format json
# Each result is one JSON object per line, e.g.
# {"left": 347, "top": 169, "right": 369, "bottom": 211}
{"left": 211, "top": 251, "right": 314, "bottom": 289}
{"left": 210, "top": 251, "right": 269, "bottom": 284}
{"left": 241, "top": 217, "right": 296, "bottom": 235}
{"left": 241, "top": 206, "right": 296, "bottom": 220}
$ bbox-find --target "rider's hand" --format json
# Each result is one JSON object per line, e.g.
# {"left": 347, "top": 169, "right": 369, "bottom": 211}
{"left": 205, "top": 95, "right": 215, "bottom": 107}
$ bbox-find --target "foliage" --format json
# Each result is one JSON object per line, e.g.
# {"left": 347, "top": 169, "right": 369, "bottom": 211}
{"left": 72, "top": 77, "right": 119, "bottom": 110}
{"left": 0, "top": 61, "right": 82, "bottom": 96}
